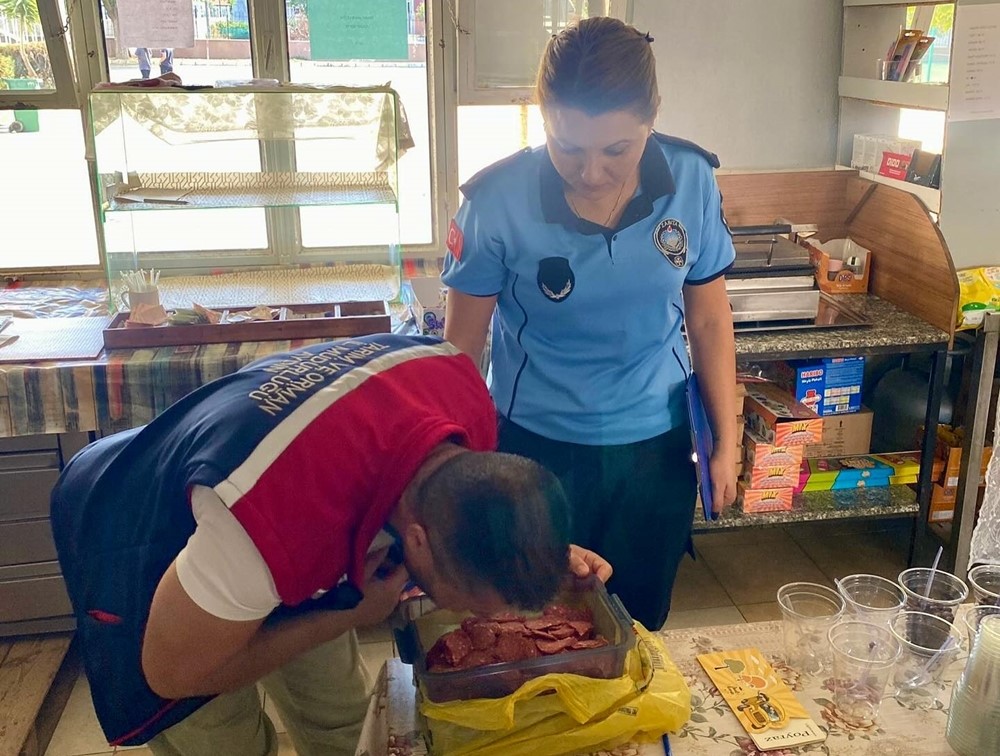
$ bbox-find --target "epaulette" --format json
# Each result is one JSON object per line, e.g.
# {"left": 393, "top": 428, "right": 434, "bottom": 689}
{"left": 459, "top": 147, "right": 534, "bottom": 199}
{"left": 652, "top": 132, "right": 720, "bottom": 169}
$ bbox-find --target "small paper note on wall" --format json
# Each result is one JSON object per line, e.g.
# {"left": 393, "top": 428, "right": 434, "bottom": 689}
{"left": 117, "top": 0, "right": 196, "bottom": 50}
{"left": 949, "top": 2, "right": 1000, "bottom": 122}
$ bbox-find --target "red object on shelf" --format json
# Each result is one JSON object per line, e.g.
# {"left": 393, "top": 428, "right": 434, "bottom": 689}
{"left": 878, "top": 151, "right": 912, "bottom": 181}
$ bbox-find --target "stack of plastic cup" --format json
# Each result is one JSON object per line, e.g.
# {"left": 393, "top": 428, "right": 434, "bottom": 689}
{"left": 837, "top": 574, "right": 906, "bottom": 627}
{"left": 967, "top": 564, "right": 1000, "bottom": 605}
{"left": 889, "top": 611, "right": 963, "bottom": 709}
{"left": 964, "top": 605, "right": 1000, "bottom": 648}
{"left": 828, "top": 620, "right": 901, "bottom": 727}
{"left": 897, "top": 567, "right": 968, "bottom": 623}
{"left": 947, "top": 615, "right": 1000, "bottom": 755}
{"left": 777, "top": 582, "right": 845, "bottom": 676}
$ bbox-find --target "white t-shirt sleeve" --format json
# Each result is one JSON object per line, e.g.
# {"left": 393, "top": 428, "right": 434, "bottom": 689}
{"left": 175, "top": 484, "right": 281, "bottom": 621}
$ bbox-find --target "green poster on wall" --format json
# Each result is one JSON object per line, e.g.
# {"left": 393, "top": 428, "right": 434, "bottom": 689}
{"left": 308, "top": 0, "right": 409, "bottom": 61}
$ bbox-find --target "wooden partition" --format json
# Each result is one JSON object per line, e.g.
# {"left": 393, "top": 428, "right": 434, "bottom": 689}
{"left": 844, "top": 178, "right": 958, "bottom": 337}
{"left": 717, "top": 169, "right": 958, "bottom": 339}
{"left": 716, "top": 170, "right": 855, "bottom": 239}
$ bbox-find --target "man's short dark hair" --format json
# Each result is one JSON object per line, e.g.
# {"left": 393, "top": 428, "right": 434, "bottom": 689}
{"left": 414, "top": 451, "right": 571, "bottom": 610}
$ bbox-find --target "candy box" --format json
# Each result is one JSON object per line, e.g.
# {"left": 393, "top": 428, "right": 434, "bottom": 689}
{"left": 806, "top": 455, "right": 893, "bottom": 490}
{"left": 744, "top": 383, "right": 824, "bottom": 447}
{"left": 739, "top": 482, "right": 794, "bottom": 513}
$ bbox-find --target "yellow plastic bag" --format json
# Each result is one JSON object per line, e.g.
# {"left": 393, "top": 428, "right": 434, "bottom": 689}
{"left": 957, "top": 266, "right": 1000, "bottom": 329}
{"left": 419, "top": 623, "right": 691, "bottom": 756}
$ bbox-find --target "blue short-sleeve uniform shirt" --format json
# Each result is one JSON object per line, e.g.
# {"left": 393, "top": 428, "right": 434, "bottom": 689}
{"left": 442, "top": 133, "right": 735, "bottom": 446}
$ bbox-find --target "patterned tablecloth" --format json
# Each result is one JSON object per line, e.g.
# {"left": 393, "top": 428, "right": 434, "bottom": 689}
{"left": 359, "top": 612, "right": 971, "bottom": 756}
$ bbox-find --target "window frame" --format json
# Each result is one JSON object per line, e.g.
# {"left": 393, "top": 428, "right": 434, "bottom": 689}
{"left": 6, "top": 0, "right": 458, "bottom": 276}
{"left": 0, "top": 0, "right": 78, "bottom": 110}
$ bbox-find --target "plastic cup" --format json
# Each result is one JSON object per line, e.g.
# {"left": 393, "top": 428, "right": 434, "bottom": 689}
{"left": 965, "top": 605, "right": 1000, "bottom": 649}
{"left": 898, "top": 568, "right": 968, "bottom": 623}
{"left": 777, "top": 582, "right": 845, "bottom": 676}
{"left": 968, "top": 564, "right": 1000, "bottom": 605}
{"left": 889, "top": 611, "right": 963, "bottom": 709}
{"left": 838, "top": 574, "right": 906, "bottom": 627}
{"left": 828, "top": 620, "right": 901, "bottom": 726}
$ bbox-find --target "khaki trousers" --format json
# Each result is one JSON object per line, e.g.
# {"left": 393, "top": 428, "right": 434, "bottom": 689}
{"left": 147, "top": 632, "right": 371, "bottom": 756}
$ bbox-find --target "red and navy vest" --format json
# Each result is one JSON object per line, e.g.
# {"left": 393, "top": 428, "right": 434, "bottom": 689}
{"left": 51, "top": 335, "right": 495, "bottom": 746}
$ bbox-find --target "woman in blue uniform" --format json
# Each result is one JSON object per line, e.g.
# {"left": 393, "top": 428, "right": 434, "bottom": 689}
{"left": 442, "top": 17, "right": 737, "bottom": 630}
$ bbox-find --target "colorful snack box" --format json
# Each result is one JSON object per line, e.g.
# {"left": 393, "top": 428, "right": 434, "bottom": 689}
{"left": 739, "top": 482, "right": 794, "bottom": 513}
{"left": 806, "top": 455, "right": 893, "bottom": 490}
{"left": 744, "top": 383, "right": 824, "bottom": 447}
{"left": 743, "top": 430, "right": 805, "bottom": 489}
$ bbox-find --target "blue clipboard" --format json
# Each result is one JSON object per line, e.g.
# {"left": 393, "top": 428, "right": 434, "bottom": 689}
{"left": 685, "top": 373, "right": 715, "bottom": 521}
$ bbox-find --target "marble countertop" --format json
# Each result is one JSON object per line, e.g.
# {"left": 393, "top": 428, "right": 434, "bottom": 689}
{"left": 694, "top": 486, "right": 919, "bottom": 532}
{"left": 734, "top": 295, "right": 949, "bottom": 361}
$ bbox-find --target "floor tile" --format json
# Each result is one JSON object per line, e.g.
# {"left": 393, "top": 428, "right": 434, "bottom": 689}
{"left": 670, "top": 554, "right": 732, "bottom": 611}
{"left": 662, "top": 606, "right": 746, "bottom": 630}
{"left": 693, "top": 526, "right": 795, "bottom": 551}
{"left": 44, "top": 673, "right": 109, "bottom": 756}
{"left": 698, "top": 539, "right": 830, "bottom": 605}
{"left": 738, "top": 602, "right": 784, "bottom": 623}
{"left": 791, "top": 528, "right": 909, "bottom": 583}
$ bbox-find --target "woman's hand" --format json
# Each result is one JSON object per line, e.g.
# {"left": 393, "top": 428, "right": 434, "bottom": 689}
{"left": 709, "top": 446, "right": 739, "bottom": 514}
{"left": 568, "top": 544, "right": 613, "bottom": 583}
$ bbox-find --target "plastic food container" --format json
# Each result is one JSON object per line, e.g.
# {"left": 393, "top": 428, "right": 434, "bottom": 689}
{"left": 393, "top": 578, "right": 636, "bottom": 703}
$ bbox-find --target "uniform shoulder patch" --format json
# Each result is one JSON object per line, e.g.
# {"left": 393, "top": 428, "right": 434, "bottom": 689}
{"left": 652, "top": 132, "right": 721, "bottom": 169}
{"left": 459, "top": 147, "right": 535, "bottom": 200}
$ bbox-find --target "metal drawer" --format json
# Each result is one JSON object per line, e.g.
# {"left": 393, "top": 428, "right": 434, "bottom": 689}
{"left": 0, "top": 466, "right": 61, "bottom": 521}
{"left": 0, "top": 434, "right": 59, "bottom": 454}
{"left": 0, "top": 562, "right": 72, "bottom": 624}
{"left": 0, "top": 518, "right": 57, "bottom": 566}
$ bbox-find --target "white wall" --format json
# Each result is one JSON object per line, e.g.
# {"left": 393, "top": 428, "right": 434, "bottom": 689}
{"left": 939, "top": 0, "right": 1000, "bottom": 269}
{"left": 633, "top": 0, "right": 842, "bottom": 170}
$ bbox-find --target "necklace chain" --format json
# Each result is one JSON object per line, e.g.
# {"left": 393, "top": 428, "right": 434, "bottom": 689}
{"left": 567, "top": 179, "right": 629, "bottom": 228}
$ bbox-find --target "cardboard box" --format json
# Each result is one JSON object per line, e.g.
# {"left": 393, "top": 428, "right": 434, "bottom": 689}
{"left": 770, "top": 357, "right": 865, "bottom": 416}
{"left": 739, "top": 482, "right": 794, "bottom": 513}
{"left": 929, "top": 484, "right": 958, "bottom": 522}
{"left": 804, "top": 408, "right": 873, "bottom": 459}
{"left": 806, "top": 455, "right": 894, "bottom": 490}
{"left": 744, "top": 383, "right": 824, "bottom": 447}
{"left": 806, "top": 239, "right": 871, "bottom": 295}
{"left": 936, "top": 444, "right": 992, "bottom": 488}
{"left": 408, "top": 277, "right": 447, "bottom": 337}
{"left": 743, "top": 430, "right": 804, "bottom": 488}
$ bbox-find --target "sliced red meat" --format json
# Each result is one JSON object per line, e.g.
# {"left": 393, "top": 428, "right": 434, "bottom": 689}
{"left": 548, "top": 624, "right": 578, "bottom": 640}
{"left": 536, "top": 637, "right": 577, "bottom": 654}
{"left": 455, "top": 650, "right": 494, "bottom": 669}
{"left": 497, "top": 621, "right": 529, "bottom": 635}
{"left": 468, "top": 623, "right": 499, "bottom": 650}
{"left": 570, "top": 638, "right": 609, "bottom": 650}
{"left": 496, "top": 633, "right": 539, "bottom": 662}
{"left": 525, "top": 618, "right": 562, "bottom": 631}
{"left": 428, "top": 629, "right": 473, "bottom": 666}
{"left": 568, "top": 620, "right": 594, "bottom": 637}
{"left": 529, "top": 629, "right": 560, "bottom": 641}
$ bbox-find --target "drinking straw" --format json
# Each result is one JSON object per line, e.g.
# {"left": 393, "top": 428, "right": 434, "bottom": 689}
{"left": 924, "top": 546, "right": 944, "bottom": 598}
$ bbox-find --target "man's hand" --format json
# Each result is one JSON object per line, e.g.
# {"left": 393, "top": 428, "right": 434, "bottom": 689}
{"left": 351, "top": 547, "right": 410, "bottom": 628}
{"left": 709, "top": 447, "right": 738, "bottom": 514}
{"left": 568, "top": 544, "right": 613, "bottom": 583}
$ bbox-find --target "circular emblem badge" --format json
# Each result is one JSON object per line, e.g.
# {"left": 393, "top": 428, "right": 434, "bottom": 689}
{"left": 654, "top": 219, "right": 688, "bottom": 268}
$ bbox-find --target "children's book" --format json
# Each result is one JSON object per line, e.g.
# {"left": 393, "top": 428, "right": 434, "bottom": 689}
{"left": 697, "top": 648, "right": 827, "bottom": 751}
